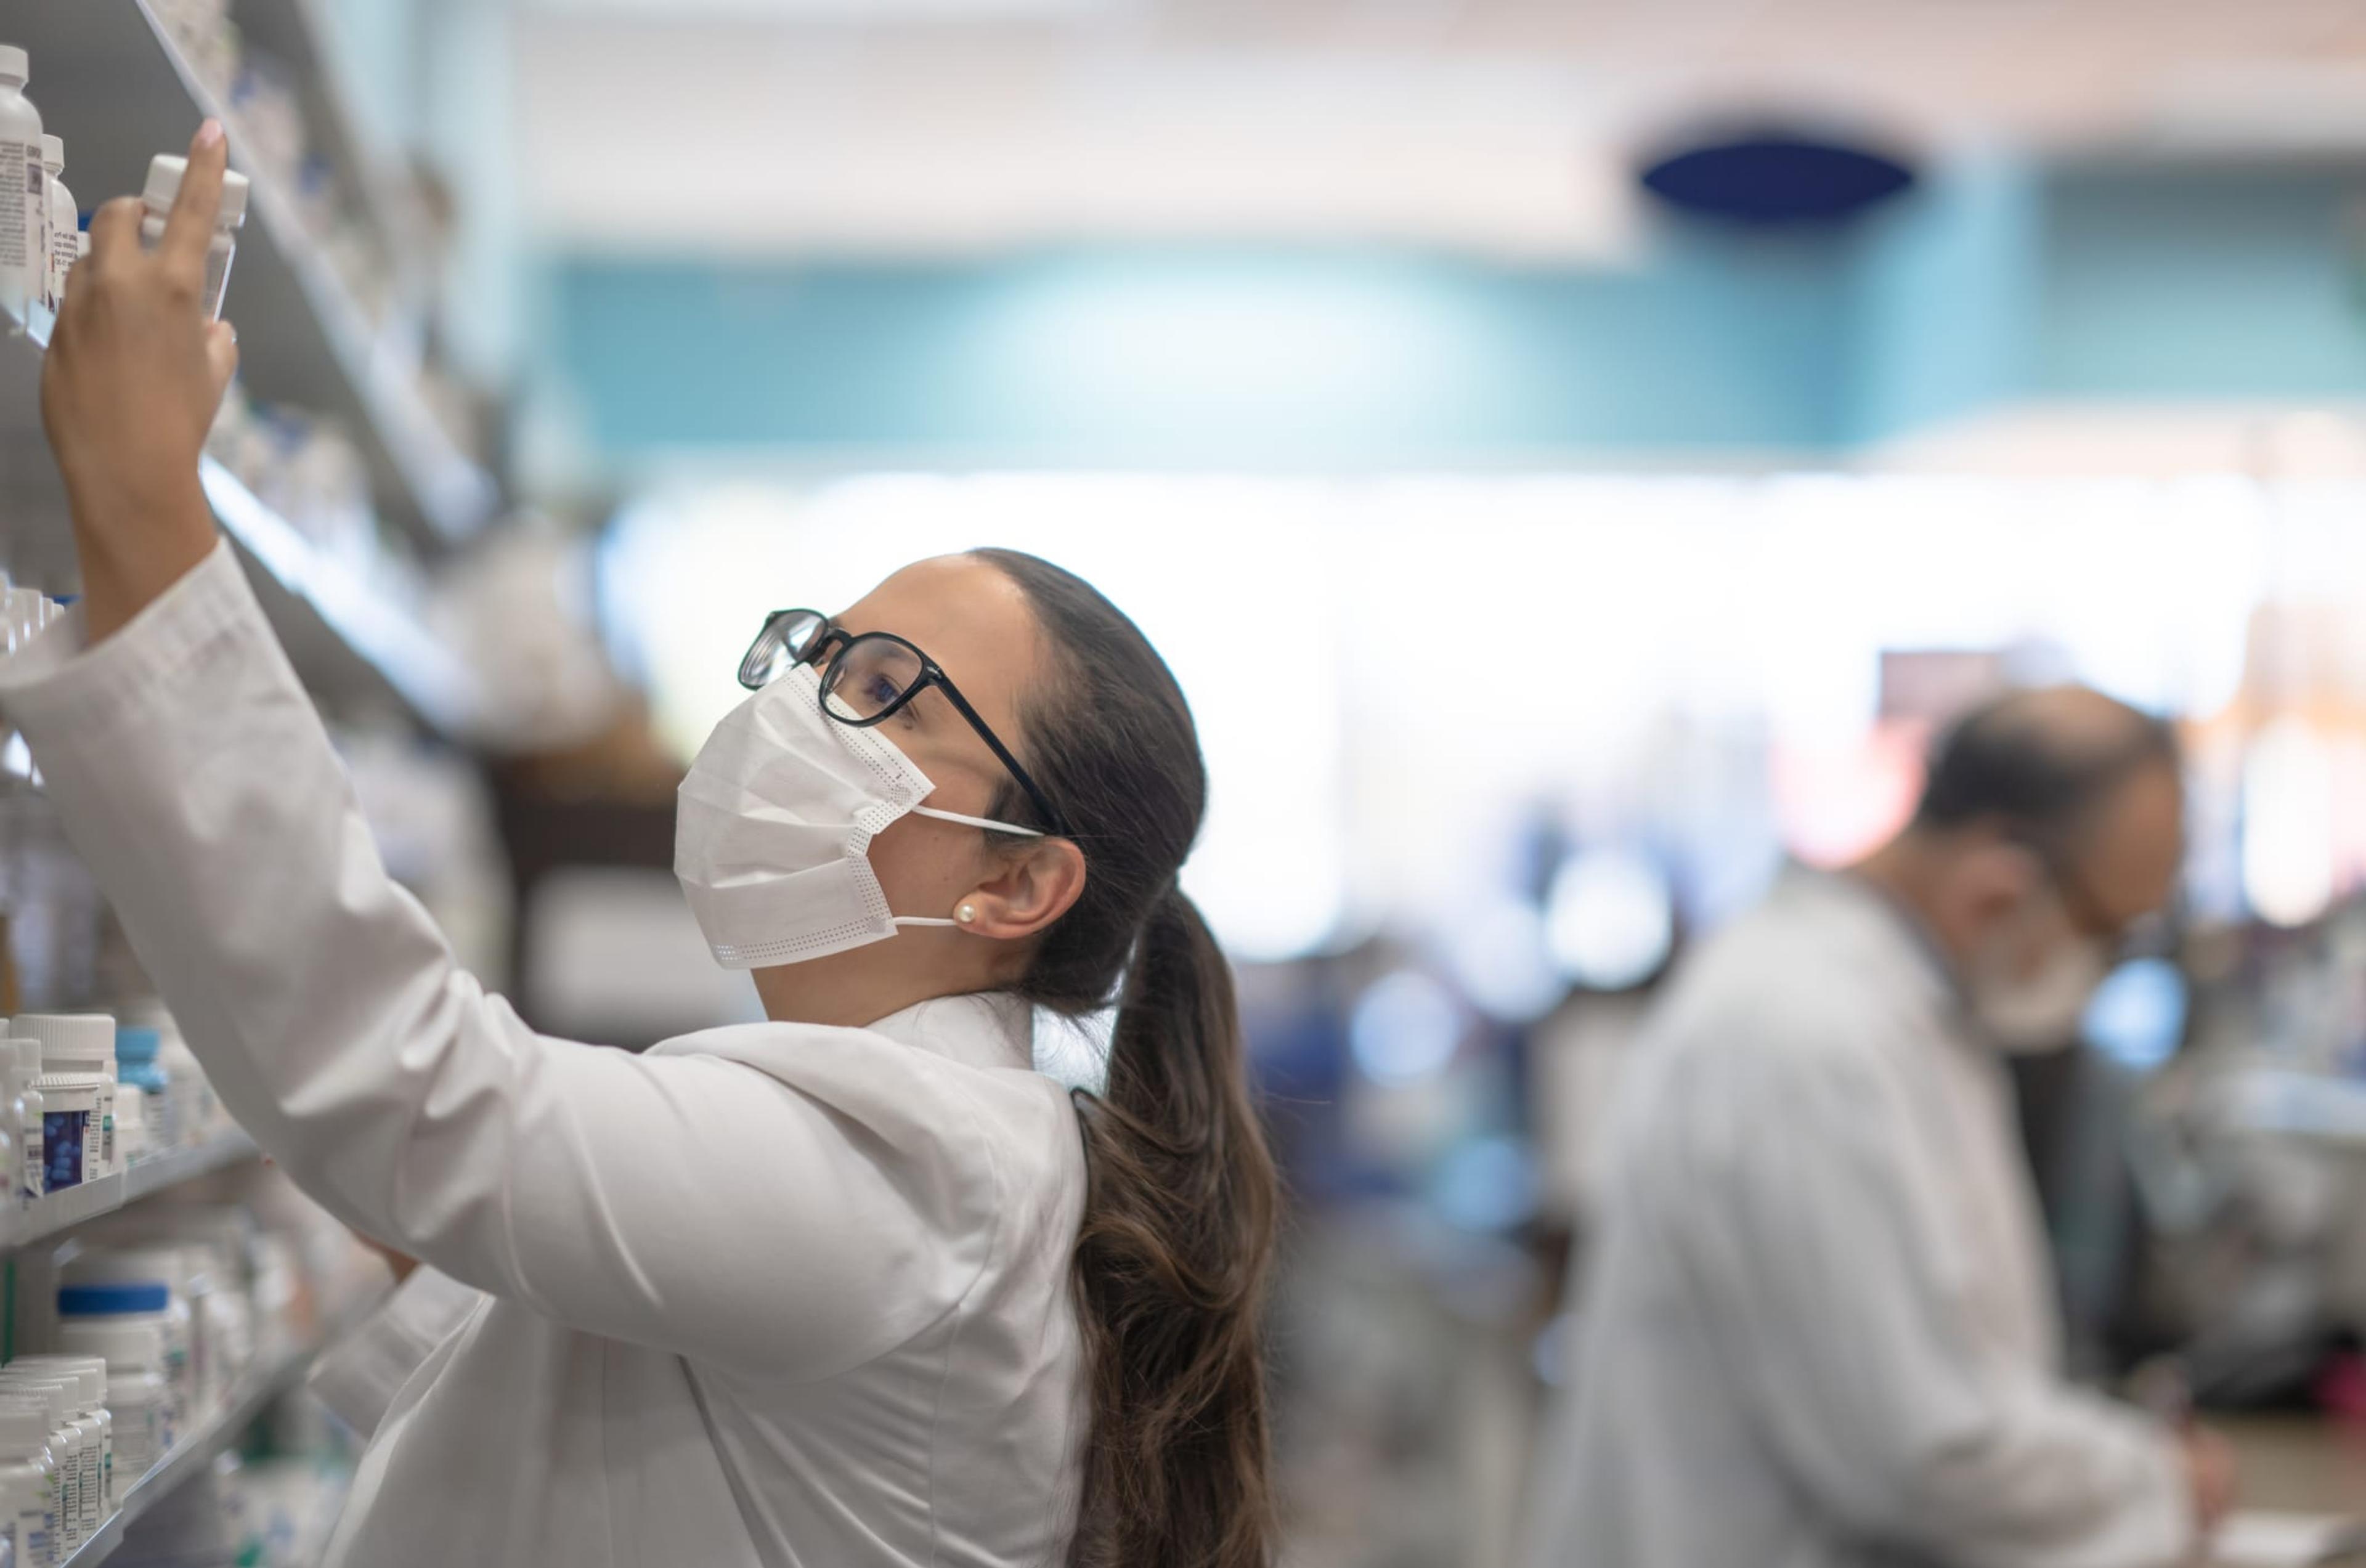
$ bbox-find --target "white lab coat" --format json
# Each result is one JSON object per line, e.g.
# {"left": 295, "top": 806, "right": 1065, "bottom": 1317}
{"left": 0, "top": 542, "right": 1089, "bottom": 1567}
{"left": 1525, "top": 869, "right": 2192, "bottom": 1568}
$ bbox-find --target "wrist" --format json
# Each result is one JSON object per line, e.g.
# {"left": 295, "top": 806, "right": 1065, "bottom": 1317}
{"left": 68, "top": 473, "right": 218, "bottom": 643}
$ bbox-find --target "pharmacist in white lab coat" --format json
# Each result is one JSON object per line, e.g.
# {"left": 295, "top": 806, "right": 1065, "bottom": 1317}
{"left": 2, "top": 127, "right": 1280, "bottom": 1568}
{"left": 1525, "top": 687, "right": 2236, "bottom": 1568}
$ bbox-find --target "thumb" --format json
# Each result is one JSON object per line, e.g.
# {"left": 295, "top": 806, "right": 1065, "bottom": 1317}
{"left": 205, "top": 319, "right": 240, "bottom": 405}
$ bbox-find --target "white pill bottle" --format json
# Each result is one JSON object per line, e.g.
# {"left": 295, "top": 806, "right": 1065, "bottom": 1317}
{"left": 139, "top": 155, "right": 248, "bottom": 320}
{"left": 38, "top": 136, "right": 68, "bottom": 313}
{"left": 0, "top": 46, "right": 40, "bottom": 323}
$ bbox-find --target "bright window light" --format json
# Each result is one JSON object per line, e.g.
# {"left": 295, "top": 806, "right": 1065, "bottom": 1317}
{"left": 2081, "top": 957, "right": 2190, "bottom": 1072}
{"left": 2243, "top": 717, "right": 2337, "bottom": 928}
{"left": 600, "top": 469, "right": 2304, "bottom": 964}
{"left": 1545, "top": 848, "right": 1675, "bottom": 992}
{"left": 1349, "top": 971, "right": 1464, "bottom": 1087}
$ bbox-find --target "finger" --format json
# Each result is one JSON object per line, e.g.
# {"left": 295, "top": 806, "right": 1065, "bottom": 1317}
{"left": 158, "top": 119, "right": 228, "bottom": 280}
{"left": 205, "top": 319, "right": 239, "bottom": 402}
{"left": 86, "top": 196, "right": 144, "bottom": 274}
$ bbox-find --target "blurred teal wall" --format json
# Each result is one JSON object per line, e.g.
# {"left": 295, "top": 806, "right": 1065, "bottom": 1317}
{"left": 553, "top": 238, "right": 1850, "bottom": 465}
{"left": 547, "top": 158, "right": 2366, "bottom": 466}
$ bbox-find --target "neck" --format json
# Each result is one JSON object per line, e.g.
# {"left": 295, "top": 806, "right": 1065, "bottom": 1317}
{"left": 749, "top": 938, "right": 1002, "bottom": 1028}
{"left": 1850, "top": 831, "right": 1975, "bottom": 968}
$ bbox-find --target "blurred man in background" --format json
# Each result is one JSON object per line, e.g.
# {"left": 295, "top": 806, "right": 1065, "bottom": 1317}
{"left": 1525, "top": 687, "right": 2234, "bottom": 1568}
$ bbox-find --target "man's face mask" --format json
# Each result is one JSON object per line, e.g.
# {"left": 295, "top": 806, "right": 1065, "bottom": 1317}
{"left": 1966, "top": 871, "right": 2114, "bottom": 1055}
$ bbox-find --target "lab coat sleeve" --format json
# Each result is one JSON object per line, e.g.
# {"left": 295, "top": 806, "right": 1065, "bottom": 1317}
{"left": 1677, "top": 1041, "right": 2194, "bottom": 1568}
{"left": 306, "top": 1265, "right": 486, "bottom": 1439}
{"left": 0, "top": 543, "right": 1000, "bottom": 1379}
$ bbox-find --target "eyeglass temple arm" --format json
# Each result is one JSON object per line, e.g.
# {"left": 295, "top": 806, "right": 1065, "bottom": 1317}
{"left": 929, "top": 675, "right": 1066, "bottom": 835}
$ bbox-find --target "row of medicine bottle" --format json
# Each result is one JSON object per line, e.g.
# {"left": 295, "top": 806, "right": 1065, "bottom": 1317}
{"left": 1, "top": 42, "right": 250, "bottom": 323}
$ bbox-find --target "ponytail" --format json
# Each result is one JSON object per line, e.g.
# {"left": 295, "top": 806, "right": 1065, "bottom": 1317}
{"left": 966, "top": 548, "right": 1279, "bottom": 1568}
{"left": 1070, "top": 887, "right": 1277, "bottom": 1567}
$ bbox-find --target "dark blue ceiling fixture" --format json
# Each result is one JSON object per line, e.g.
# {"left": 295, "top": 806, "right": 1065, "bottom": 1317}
{"left": 1638, "top": 132, "right": 1917, "bottom": 225}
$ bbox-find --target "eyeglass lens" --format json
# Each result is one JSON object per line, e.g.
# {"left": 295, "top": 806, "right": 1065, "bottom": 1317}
{"left": 823, "top": 637, "right": 927, "bottom": 723}
{"left": 740, "top": 611, "right": 829, "bottom": 689}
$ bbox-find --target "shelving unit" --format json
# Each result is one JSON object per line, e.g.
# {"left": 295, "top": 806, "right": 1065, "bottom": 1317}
{"left": 228, "top": 0, "right": 427, "bottom": 289}
{"left": 9, "top": 0, "right": 497, "bottom": 549}
{"left": 2, "top": 1132, "right": 261, "bottom": 1251}
{"left": 57, "top": 1295, "right": 380, "bottom": 1567}
{"left": 0, "top": 302, "right": 490, "bottom": 739}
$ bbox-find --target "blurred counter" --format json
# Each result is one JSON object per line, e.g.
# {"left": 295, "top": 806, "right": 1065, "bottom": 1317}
{"left": 2209, "top": 1417, "right": 2366, "bottom": 1567}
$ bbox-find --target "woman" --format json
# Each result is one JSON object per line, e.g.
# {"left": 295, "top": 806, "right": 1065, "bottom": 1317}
{"left": 7, "top": 125, "right": 1279, "bottom": 1568}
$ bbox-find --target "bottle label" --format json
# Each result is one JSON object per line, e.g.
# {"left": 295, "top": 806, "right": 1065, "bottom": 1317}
{"left": 17, "top": 1503, "right": 44, "bottom": 1568}
{"left": 18, "top": 1118, "right": 38, "bottom": 1206}
{"left": 75, "top": 1448, "right": 93, "bottom": 1535}
{"left": 0, "top": 139, "right": 31, "bottom": 311}
{"left": 46, "top": 206, "right": 71, "bottom": 312}
{"left": 54, "top": 1459, "right": 76, "bottom": 1548}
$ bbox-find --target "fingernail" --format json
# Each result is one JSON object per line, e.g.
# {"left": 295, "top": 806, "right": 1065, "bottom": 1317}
{"left": 196, "top": 118, "right": 224, "bottom": 149}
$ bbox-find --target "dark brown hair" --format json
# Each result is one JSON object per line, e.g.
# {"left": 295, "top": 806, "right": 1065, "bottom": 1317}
{"left": 970, "top": 548, "right": 1280, "bottom": 1568}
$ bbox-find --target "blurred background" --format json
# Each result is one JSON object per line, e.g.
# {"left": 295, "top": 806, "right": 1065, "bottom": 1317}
{"left": 7, "top": 0, "right": 2366, "bottom": 1562}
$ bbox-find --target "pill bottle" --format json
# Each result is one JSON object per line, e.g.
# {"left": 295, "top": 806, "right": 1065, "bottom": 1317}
{"left": 14, "top": 1017, "right": 113, "bottom": 1180}
{"left": 36, "top": 137, "right": 64, "bottom": 314}
{"left": 113, "top": 1029, "right": 166, "bottom": 1159}
{"left": 1, "top": 1042, "right": 38, "bottom": 1204}
{"left": 0, "top": 1376, "right": 89, "bottom": 1546}
{"left": 0, "top": 47, "right": 42, "bottom": 323}
{"left": 6, "top": 1362, "right": 102, "bottom": 1523}
{"left": 0, "top": 1400, "right": 57, "bottom": 1568}
{"left": 49, "top": 1318, "right": 168, "bottom": 1477}
{"left": 8, "top": 1363, "right": 105, "bottom": 1519}
{"left": 153, "top": 1031, "right": 207, "bottom": 1150}
{"left": 139, "top": 155, "right": 248, "bottom": 320}
{"left": 0, "top": 1382, "right": 77, "bottom": 1552}
{"left": 56, "top": 1275, "right": 190, "bottom": 1432}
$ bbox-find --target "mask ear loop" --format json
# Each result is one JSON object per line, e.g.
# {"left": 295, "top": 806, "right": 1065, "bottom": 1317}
{"left": 910, "top": 805, "right": 1043, "bottom": 837}
{"left": 888, "top": 813, "right": 1038, "bottom": 929}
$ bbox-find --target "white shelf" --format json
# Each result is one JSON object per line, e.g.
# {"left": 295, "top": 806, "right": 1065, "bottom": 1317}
{"left": 3, "top": 1133, "right": 262, "bottom": 1253}
{"left": 0, "top": 303, "right": 490, "bottom": 740}
{"left": 203, "top": 458, "right": 490, "bottom": 736}
{"left": 9, "top": 0, "right": 498, "bottom": 548}
{"left": 57, "top": 1294, "right": 384, "bottom": 1566}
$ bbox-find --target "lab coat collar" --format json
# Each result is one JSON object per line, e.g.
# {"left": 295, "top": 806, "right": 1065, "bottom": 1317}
{"left": 863, "top": 991, "right": 1038, "bottom": 1074}
{"left": 652, "top": 989, "right": 1038, "bottom": 1076}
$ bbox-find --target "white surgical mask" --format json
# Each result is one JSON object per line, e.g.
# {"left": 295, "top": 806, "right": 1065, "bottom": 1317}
{"left": 1968, "top": 930, "right": 2113, "bottom": 1054}
{"left": 675, "top": 665, "right": 1041, "bottom": 969}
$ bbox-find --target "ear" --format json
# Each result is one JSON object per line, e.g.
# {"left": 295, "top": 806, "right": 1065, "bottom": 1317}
{"left": 954, "top": 837, "right": 1089, "bottom": 943}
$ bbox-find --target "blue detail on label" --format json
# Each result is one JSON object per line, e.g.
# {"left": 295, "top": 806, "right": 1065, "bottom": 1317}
{"left": 43, "top": 1110, "right": 84, "bottom": 1191}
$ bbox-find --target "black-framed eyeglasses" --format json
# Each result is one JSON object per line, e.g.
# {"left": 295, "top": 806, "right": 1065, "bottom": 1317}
{"left": 739, "top": 607, "right": 1070, "bottom": 839}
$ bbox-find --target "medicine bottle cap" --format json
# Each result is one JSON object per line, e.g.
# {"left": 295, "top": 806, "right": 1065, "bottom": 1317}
{"left": 10, "top": 1015, "right": 113, "bottom": 1071}
{"left": 114, "top": 1028, "right": 160, "bottom": 1066}
{"left": 0, "top": 1400, "right": 48, "bottom": 1455}
{"left": 0, "top": 1377, "right": 71, "bottom": 1425}
{"left": 0, "top": 46, "right": 27, "bottom": 85}
{"left": 142, "top": 155, "right": 250, "bottom": 228}
{"left": 0, "top": 1402, "right": 51, "bottom": 1461}
{"left": 58, "top": 1283, "right": 169, "bottom": 1316}
{"left": 39, "top": 133, "right": 59, "bottom": 171}
{"left": 9, "top": 1359, "right": 105, "bottom": 1409}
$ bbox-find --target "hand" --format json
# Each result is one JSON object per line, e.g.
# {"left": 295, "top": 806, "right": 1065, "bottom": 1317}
{"left": 41, "top": 120, "right": 241, "bottom": 643}
{"left": 2180, "top": 1424, "right": 2237, "bottom": 1540}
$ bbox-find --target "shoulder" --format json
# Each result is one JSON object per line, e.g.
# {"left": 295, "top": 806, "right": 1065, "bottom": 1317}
{"left": 651, "top": 1015, "right": 1083, "bottom": 1204}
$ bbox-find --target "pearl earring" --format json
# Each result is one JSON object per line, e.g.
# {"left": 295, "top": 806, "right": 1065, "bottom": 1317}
{"left": 956, "top": 903, "right": 977, "bottom": 925}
